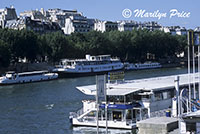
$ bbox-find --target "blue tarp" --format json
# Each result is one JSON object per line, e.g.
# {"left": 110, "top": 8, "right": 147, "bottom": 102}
{"left": 191, "top": 99, "right": 200, "bottom": 112}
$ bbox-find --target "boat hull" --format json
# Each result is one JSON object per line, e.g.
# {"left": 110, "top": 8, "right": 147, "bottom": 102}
{"left": 72, "top": 126, "right": 133, "bottom": 134}
{"left": 0, "top": 77, "right": 58, "bottom": 86}
{"left": 55, "top": 69, "right": 124, "bottom": 78}
{"left": 72, "top": 118, "right": 135, "bottom": 130}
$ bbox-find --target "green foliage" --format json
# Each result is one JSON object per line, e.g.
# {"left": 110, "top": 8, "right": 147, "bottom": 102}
{"left": 0, "top": 28, "right": 187, "bottom": 68}
{"left": 0, "top": 39, "right": 11, "bottom": 67}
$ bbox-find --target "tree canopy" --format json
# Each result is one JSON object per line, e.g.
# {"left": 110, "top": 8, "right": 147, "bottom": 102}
{"left": 0, "top": 28, "right": 187, "bottom": 67}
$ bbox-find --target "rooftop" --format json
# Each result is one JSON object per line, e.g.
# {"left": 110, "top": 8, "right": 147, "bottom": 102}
{"left": 76, "top": 73, "right": 200, "bottom": 96}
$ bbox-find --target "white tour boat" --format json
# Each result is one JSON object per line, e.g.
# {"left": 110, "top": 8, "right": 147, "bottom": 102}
{"left": 0, "top": 71, "right": 58, "bottom": 85}
{"left": 69, "top": 73, "right": 199, "bottom": 130}
{"left": 124, "top": 62, "right": 162, "bottom": 70}
{"left": 53, "top": 55, "right": 124, "bottom": 78}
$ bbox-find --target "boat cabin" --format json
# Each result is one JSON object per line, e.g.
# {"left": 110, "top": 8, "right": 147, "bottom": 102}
{"left": 86, "top": 55, "right": 112, "bottom": 61}
{"left": 4, "top": 71, "right": 49, "bottom": 79}
{"left": 71, "top": 73, "right": 200, "bottom": 129}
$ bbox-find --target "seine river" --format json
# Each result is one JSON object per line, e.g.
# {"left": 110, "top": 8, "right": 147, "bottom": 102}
{"left": 0, "top": 67, "right": 187, "bottom": 134}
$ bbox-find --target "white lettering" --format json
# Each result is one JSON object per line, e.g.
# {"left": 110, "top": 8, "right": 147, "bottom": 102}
{"left": 134, "top": 9, "right": 145, "bottom": 18}
{"left": 133, "top": 9, "right": 190, "bottom": 19}
{"left": 170, "top": 9, "right": 178, "bottom": 18}
{"left": 133, "top": 9, "right": 167, "bottom": 20}
{"left": 170, "top": 9, "right": 190, "bottom": 18}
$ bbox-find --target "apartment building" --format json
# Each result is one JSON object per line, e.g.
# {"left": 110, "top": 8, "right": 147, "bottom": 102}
{"left": 94, "top": 20, "right": 118, "bottom": 32}
{"left": 63, "top": 16, "right": 94, "bottom": 34}
{"left": 5, "top": 16, "right": 61, "bottom": 33}
{"left": 0, "top": 6, "right": 17, "bottom": 28}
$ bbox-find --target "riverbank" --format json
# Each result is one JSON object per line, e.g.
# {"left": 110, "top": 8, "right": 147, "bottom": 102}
{"left": 0, "top": 62, "right": 54, "bottom": 75}
{"left": 0, "top": 62, "right": 184, "bottom": 76}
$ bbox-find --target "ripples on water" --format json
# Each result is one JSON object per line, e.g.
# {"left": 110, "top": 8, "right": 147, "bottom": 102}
{"left": 0, "top": 67, "right": 187, "bottom": 134}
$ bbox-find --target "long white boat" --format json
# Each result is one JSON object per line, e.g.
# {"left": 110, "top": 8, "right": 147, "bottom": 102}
{"left": 124, "top": 62, "right": 162, "bottom": 70}
{"left": 0, "top": 71, "right": 58, "bottom": 85}
{"left": 69, "top": 73, "right": 199, "bottom": 130}
{"left": 53, "top": 55, "right": 124, "bottom": 78}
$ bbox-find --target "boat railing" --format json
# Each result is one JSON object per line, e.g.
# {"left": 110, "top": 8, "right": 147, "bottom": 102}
{"left": 82, "top": 116, "right": 96, "bottom": 122}
{"left": 150, "top": 108, "right": 171, "bottom": 118}
{"left": 55, "top": 65, "right": 63, "bottom": 68}
{"left": 69, "top": 108, "right": 84, "bottom": 119}
{"left": 69, "top": 112, "right": 77, "bottom": 118}
{"left": 76, "top": 108, "right": 84, "bottom": 117}
{"left": 126, "top": 119, "right": 136, "bottom": 125}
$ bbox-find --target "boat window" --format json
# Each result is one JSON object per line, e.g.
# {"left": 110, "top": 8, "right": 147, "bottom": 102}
{"left": 13, "top": 74, "right": 17, "bottom": 79}
{"left": 126, "top": 110, "right": 132, "bottom": 120}
{"left": 163, "top": 92, "right": 168, "bottom": 99}
{"left": 113, "top": 111, "right": 122, "bottom": 121}
{"left": 132, "top": 95, "right": 141, "bottom": 101}
{"left": 125, "top": 94, "right": 134, "bottom": 103}
{"left": 66, "top": 62, "right": 72, "bottom": 66}
{"left": 19, "top": 72, "right": 45, "bottom": 77}
{"left": 87, "top": 111, "right": 96, "bottom": 117}
{"left": 60, "top": 62, "right": 64, "bottom": 65}
{"left": 165, "top": 90, "right": 173, "bottom": 99}
{"left": 154, "top": 92, "right": 163, "bottom": 101}
{"left": 141, "top": 95, "right": 150, "bottom": 101}
{"left": 107, "top": 95, "right": 125, "bottom": 103}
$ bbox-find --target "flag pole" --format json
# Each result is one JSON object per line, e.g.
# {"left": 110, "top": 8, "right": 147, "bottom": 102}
{"left": 188, "top": 30, "right": 191, "bottom": 111}
{"left": 198, "top": 44, "right": 200, "bottom": 100}
{"left": 198, "top": 33, "right": 200, "bottom": 100}
{"left": 105, "top": 74, "right": 108, "bottom": 134}
{"left": 192, "top": 31, "right": 196, "bottom": 99}
{"left": 96, "top": 75, "right": 99, "bottom": 134}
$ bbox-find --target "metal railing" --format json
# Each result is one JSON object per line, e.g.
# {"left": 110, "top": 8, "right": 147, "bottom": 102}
{"left": 150, "top": 108, "right": 171, "bottom": 118}
{"left": 69, "top": 108, "right": 84, "bottom": 119}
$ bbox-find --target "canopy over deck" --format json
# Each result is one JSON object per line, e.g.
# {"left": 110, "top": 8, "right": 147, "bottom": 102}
{"left": 76, "top": 73, "right": 200, "bottom": 96}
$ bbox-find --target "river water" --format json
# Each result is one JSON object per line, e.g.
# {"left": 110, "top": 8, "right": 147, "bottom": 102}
{"left": 0, "top": 67, "right": 187, "bottom": 134}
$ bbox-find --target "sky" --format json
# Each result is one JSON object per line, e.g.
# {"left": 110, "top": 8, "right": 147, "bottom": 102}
{"left": 0, "top": 0, "right": 199, "bottom": 29}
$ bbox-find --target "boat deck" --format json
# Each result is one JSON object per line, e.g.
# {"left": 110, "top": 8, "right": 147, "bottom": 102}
{"left": 136, "top": 117, "right": 178, "bottom": 134}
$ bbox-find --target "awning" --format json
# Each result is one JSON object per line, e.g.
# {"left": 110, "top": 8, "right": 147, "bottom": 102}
{"left": 99, "top": 103, "right": 141, "bottom": 110}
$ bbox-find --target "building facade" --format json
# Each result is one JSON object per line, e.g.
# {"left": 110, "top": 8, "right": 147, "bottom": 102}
{"left": 143, "top": 21, "right": 162, "bottom": 31}
{"left": 5, "top": 16, "right": 61, "bottom": 33}
{"left": 0, "top": 6, "right": 17, "bottom": 28}
{"left": 94, "top": 20, "right": 118, "bottom": 32}
{"left": 47, "top": 8, "right": 83, "bottom": 28}
{"left": 63, "top": 16, "right": 94, "bottom": 34}
{"left": 176, "top": 28, "right": 187, "bottom": 35}
{"left": 20, "top": 9, "right": 46, "bottom": 21}
{"left": 118, "top": 20, "right": 139, "bottom": 31}
{"left": 161, "top": 26, "right": 187, "bottom": 36}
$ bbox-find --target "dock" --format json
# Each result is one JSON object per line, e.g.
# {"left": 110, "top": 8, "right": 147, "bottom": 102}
{"left": 136, "top": 117, "right": 178, "bottom": 134}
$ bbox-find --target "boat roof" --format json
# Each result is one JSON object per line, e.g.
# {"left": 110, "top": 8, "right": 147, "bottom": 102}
{"left": 182, "top": 110, "right": 200, "bottom": 118}
{"left": 76, "top": 73, "right": 200, "bottom": 96}
{"left": 6, "top": 71, "right": 15, "bottom": 74}
{"left": 77, "top": 85, "right": 142, "bottom": 96}
{"left": 91, "top": 54, "right": 111, "bottom": 57}
{"left": 60, "top": 55, "right": 119, "bottom": 62}
{"left": 18, "top": 70, "right": 49, "bottom": 75}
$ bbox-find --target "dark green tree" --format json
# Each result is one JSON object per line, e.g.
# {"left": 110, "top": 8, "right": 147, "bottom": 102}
{"left": 0, "top": 39, "right": 11, "bottom": 67}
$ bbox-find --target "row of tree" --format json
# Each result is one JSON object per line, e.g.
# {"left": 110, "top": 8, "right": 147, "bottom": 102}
{"left": 0, "top": 28, "right": 187, "bottom": 68}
